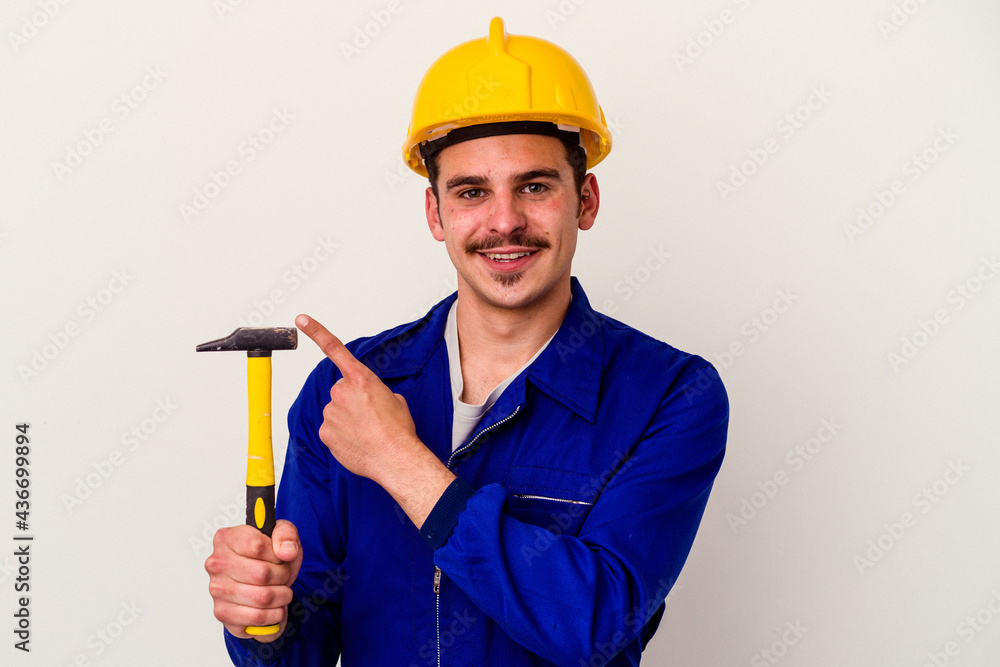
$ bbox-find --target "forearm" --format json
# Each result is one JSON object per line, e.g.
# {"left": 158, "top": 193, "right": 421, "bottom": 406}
{"left": 376, "top": 439, "right": 456, "bottom": 530}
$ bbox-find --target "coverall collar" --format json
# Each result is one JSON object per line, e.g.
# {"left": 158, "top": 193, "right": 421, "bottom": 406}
{"left": 354, "top": 277, "right": 602, "bottom": 423}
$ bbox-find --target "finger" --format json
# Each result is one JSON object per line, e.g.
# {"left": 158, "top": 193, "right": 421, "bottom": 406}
{"left": 210, "top": 550, "right": 293, "bottom": 588}
{"left": 271, "top": 521, "right": 299, "bottom": 562}
{"left": 222, "top": 579, "right": 294, "bottom": 611}
{"left": 215, "top": 525, "right": 283, "bottom": 564}
{"left": 215, "top": 599, "right": 287, "bottom": 633}
{"left": 295, "top": 314, "right": 367, "bottom": 380}
{"left": 271, "top": 520, "right": 304, "bottom": 584}
{"left": 208, "top": 531, "right": 293, "bottom": 588}
{"left": 209, "top": 566, "right": 294, "bottom": 610}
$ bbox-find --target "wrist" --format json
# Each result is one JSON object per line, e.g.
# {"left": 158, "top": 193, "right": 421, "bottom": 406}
{"left": 379, "top": 441, "right": 455, "bottom": 529}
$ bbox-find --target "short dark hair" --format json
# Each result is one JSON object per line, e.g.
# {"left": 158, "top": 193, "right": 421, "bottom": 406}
{"left": 424, "top": 137, "right": 587, "bottom": 204}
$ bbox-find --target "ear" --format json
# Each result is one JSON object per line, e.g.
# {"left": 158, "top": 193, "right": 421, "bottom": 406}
{"left": 425, "top": 187, "right": 445, "bottom": 242}
{"left": 578, "top": 173, "right": 599, "bottom": 231}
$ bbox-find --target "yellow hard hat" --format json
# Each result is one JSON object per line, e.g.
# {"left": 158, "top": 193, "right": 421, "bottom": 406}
{"left": 402, "top": 16, "right": 613, "bottom": 177}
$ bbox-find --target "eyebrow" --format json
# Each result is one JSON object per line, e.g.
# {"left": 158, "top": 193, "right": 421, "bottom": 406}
{"left": 444, "top": 168, "right": 564, "bottom": 193}
{"left": 445, "top": 174, "right": 488, "bottom": 191}
{"left": 515, "top": 168, "right": 563, "bottom": 184}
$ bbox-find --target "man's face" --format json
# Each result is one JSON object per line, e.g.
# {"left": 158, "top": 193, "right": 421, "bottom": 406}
{"left": 425, "top": 133, "right": 599, "bottom": 313}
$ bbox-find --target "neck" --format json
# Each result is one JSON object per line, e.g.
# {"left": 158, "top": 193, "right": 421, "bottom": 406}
{"left": 454, "top": 277, "right": 571, "bottom": 389}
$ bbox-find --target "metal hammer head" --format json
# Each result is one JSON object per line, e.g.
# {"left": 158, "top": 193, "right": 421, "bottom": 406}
{"left": 196, "top": 327, "right": 298, "bottom": 357}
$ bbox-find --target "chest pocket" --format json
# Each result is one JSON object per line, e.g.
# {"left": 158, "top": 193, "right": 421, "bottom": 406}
{"left": 504, "top": 465, "right": 600, "bottom": 537}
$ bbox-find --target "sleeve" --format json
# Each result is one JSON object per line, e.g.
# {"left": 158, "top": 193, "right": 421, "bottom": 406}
{"left": 224, "top": 359, "right": 346, "bottom": 666}
{"left": 420, "top": 364, "right": 728, "bottom": 665}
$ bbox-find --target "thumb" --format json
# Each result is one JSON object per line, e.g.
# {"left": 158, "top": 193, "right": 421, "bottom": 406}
{"left": 271, "top": 520, "right": 302, "bottom": 579}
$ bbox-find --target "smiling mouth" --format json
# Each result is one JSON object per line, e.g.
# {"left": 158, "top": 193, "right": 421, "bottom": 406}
{"left": 483, "top": 251, "right": 534, "bottom": 261}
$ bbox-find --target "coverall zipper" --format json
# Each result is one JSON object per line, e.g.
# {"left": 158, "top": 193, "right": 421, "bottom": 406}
{"left": 436, "top": 404, "right": 524, "bottom": 666}
{"left": 434, "top": 566, "right": 442, "bottom": 667}
{"left": 446, "top": 405, "right": 523, "bottom": 468}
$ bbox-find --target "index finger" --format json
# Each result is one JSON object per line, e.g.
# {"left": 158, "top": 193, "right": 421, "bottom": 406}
{"left": 211, "top": 525, "right": 283, "bottom": 565}
{"left": 295, "top": 314, "right": 366, "bottom": 379}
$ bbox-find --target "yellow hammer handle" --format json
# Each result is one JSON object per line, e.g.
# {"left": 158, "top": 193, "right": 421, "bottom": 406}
{"left": 245, "top": 355, "right": 279, "bottom": 636}
{"left": 247, "top": 356, "right": 276, "bottom": 488}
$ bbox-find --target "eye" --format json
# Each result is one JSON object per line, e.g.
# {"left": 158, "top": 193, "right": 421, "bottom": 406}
{"left": 522, "top": 183, "right": 547, "bottom": 194}
{"left": 459, "top": 188, "right": 485, "bottom": 199}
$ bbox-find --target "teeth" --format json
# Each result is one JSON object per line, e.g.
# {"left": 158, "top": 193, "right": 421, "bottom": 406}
{"left": 485, "top": 252, "right": 532, "bottom": 260}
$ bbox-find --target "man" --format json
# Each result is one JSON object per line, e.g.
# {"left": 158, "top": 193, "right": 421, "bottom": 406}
{"left": 206, "top": 17, "right": 728, "bottom": 666}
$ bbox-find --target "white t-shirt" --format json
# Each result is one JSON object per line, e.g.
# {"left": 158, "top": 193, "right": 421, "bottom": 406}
{"left": 444, "top": 301, "right": 555, "bottom": 451}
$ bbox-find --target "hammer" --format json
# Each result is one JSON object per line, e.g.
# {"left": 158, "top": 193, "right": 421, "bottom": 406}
{"left": 197, "top": 326, "right": 297, "bottom": 636}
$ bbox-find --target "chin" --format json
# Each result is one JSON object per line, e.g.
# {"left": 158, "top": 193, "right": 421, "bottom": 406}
{"left": 483, "top": 279, "right": 551, "bottom": 311}
{"left": 491, "top": 271, "right": 525, "bottom": 288}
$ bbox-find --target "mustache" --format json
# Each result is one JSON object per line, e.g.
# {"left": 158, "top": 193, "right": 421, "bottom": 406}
{"left": 465, "top": 232, "right": 551, "bottom": 254}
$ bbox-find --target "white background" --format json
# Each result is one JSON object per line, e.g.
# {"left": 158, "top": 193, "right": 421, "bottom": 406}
{"left": 2, "top": 1, "right": 999, "bottom": 665}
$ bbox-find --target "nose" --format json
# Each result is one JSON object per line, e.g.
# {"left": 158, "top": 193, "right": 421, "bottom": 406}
{"left": 488, "top": 189, "right": 527, "bottom": 237}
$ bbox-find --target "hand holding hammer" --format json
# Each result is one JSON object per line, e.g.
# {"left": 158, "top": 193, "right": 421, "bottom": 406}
{"left": 198, "top": 326, "right": 298, "bottom": 637}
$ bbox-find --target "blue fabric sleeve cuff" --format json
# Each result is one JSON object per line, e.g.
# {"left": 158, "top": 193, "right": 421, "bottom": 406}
{"left": 225, "top": 629, "right": 281, "bottom": 666}
{"left": 419, "top": 477, "right": 477, "bottom": 551}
